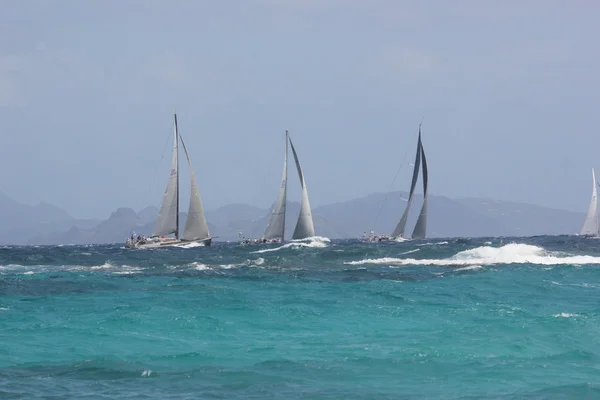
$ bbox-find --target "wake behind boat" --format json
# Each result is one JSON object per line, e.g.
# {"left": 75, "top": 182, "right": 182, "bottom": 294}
{"left": 126, "top": 114, "right": 212, "bottom": 249}
{"left": 364, "top": 123, "right": 428, "bottom": 242}
{"left": 239, "top": 130, "right": 316, "bottom": 245}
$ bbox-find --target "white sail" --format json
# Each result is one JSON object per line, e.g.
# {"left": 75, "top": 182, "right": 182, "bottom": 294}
{"left": 153, "top": 118, "right": 179, "bottom": 237}
{"left": 411, "top": 133, "right": 428, "bottom": 239}
{"left": 289, "top": 135, "right": 315, "bottom": 239}
{"left": 179, "top": 130, "right": 211, "bottom": 242}
{"left": 263, "top": 131, "right": 288, "bottom": 240}
{"left": 581, "top": 168, "right": 599, "bottom": 236}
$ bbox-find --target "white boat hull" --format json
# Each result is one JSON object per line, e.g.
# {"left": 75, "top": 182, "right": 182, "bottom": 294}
{"left": 239, "top": 238, "right": 282, "bottom": 246}
{"left": 361, "top": 236, "right": 409, "bottom": 243}
{"left": 126, "top": 237, "right": 212, "bottom": 249}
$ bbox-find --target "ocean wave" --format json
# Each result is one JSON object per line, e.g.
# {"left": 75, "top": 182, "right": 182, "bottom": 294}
{"left": 0, "top": 262, "right": 145, "bottom": 275}
{"left": 345, "top": 243, "right": 600, "bottom": 267}
{"left": 416, "top": 241, "right": 449, "bottom": 246}
{"left": 173, "top": 257, "right": 267, "bottom": 271}
{"left": 290, "top": 236, "right": 330, "bottom": 243}
{"left": 553, "top": 313, "right": 581, "bottom": 318}
{"left": 252, "top": 238, "right": 329, "bottom": 254}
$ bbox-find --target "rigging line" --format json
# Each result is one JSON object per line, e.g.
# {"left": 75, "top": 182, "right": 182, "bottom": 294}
{"left": 373, "top": 146, "right": 411, "bottom": 226}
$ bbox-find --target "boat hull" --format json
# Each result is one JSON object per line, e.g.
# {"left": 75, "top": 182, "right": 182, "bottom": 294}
{"left": 239, "top": 238, "right": 282, "bottom": 246}
{"left": 126, "top": 237, "right": 212, "bottom": 249}
{"left": 361, "top": 236, "right": 409, "bottom": 243}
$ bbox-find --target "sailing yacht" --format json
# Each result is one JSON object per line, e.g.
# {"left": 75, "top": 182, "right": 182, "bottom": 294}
{"left": 125, "top": 114, "right": 212, "bottom": 248}
{"left": 366, "top": 124, "right": 428, "bottom": 242}
{"left": 580, "top": 168, "right": 599, "bottom": 237}
{"left": 239, "top": 130, "right": 315, "bottom": 244}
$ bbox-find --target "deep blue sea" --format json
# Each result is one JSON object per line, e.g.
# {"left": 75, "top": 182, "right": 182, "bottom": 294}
{"left": 2, "top": 236, "right": 600, "bottom": 399}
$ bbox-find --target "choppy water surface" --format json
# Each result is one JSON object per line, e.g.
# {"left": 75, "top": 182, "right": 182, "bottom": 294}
{"left": 2, "top": 236, "right": 600, "bottom": 399}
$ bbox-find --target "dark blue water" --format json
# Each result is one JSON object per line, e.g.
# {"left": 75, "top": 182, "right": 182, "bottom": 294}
{"left": 2, "top": 236, "right": 600, "bottom": 399}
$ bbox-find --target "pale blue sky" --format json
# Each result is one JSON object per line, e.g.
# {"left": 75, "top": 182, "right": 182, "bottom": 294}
{"left": 0, "top": 0, "right": 598, "bottom": 219}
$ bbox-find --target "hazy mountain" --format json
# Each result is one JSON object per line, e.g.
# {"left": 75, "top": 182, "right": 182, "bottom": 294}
{"left": 137, "top": 206, "right": 159, "bottom": 224}
{"left": 29, "top": 207, "right": 150, "bottom": 245}
{"left": 0, "top": 191, "right": 587, "bottom": 245}
{"left": 456, "top": 197, "right": 583, "bottom": 236}
{"left": 0, "top": 192, "right": 99, "bottom": 244}
{"left": 313, "top": 192, "right": 517, "bottom": 239}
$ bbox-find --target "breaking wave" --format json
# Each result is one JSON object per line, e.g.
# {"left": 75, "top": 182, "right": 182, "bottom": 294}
{"left": 346, "top": 243, "right": 600, "bottom": 267}
{"left": 252, "top": 237, "right": 330, "bottom": 254}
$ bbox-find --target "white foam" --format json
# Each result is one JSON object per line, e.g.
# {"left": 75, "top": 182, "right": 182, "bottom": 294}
{"left": 0, "top": 264, "right": 26, "bottom": 270}
{"left": 89, "top": 263, "right": 119, "bottom": 270}
{"left": 290, "top": 236, "right": 330, "bottom": 243}
{"left": 416, "top": 241, "right": 448, "bottom": 246}
{"left": 190, "top": 262, "right": 210, "bottom": 270}
{"left": 553, "top": 313, "right": 580, "bottom": 318}
{"left": 186, "top": 257, "right": 265, "bottom": 271}
{"left": 252, "top": 239, "right": 328, "bottom": 254}
{"left": 69, "top": 263, "right": 145, "bottom": 274}
{"left": 346, "top": 243, "right": 600, "bottom": 267}
{"left": 399, "top": 249, "right": 420, "bottom": 255}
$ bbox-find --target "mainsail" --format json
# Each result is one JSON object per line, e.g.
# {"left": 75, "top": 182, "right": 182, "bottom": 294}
{"left": 289, "top": 135, "right": 315, "bottom": 240}
{"left": 153, "top": 118, "right": 179, "bottom": 237}
{"left": 390, "top": 127, "right": 422, "bottom": 239}
{"left": 179, "top": 131, "right": 211, "bottom": 242}
{"left": 581, "top": 168, "right": 599, "bottom": 236}
{"left": 263, "top": 131, "right": 288, "bottom": 241}
{"left": 411, "top": 132, "right": 428, "bottom": 239}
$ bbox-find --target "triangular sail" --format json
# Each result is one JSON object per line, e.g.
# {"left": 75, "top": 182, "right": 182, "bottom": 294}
{"left": 391, "top": 131, "right": 422, "bottom": 239}
{"left": 289, "top": 135, "right": 315, "bottom": 240}
{"left": 263, "top": 131, "right": 288, "bottom": 240}
{"left": 411, "top": 133, "right": 428, "bottom": 239}
{"left": 179, "top": 133, "right": 211, "bottom": 242}
{"left": 153, "top": 117, "right": 179, "bottom": 237}
{"left": 581, "top": 168, "right": 599, "bottom": 236}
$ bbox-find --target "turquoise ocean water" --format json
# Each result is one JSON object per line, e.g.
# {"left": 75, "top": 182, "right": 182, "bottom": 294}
{"left": 2, "top": 236, "right": 600, "bottom": 399}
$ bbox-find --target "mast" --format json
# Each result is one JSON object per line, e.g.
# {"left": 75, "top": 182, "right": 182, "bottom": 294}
{"left": 174, "top": 113, "right": 180, "bottom": 240}
{"left": 263, "top": 130, "right": 288, "bottom": 241}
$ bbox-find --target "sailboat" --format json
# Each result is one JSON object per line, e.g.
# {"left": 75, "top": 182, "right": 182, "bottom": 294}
{"left": 125, "top": 114, "right": 212, "bottom": 248}
{"left": 239, "top": 130, "right": 315, "bottom": 244}
{"left": 580, "top": 168, "right": 599, "bottom": 237}
{"left": 366, "top": 124, "right": 428, "bottom": 242}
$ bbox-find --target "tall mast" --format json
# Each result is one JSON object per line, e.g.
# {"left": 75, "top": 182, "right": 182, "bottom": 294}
{"left": 174, "top": 113, "right": 180, "bottom": 239}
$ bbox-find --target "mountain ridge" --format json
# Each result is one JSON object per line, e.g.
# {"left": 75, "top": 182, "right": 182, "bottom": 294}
{"left": 0, "top": 191, "right": 585, "bottom": 245}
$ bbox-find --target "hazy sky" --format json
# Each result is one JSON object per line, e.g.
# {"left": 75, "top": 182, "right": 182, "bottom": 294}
{"left": 1, "top": 1, "right": 599, "bottom": 219}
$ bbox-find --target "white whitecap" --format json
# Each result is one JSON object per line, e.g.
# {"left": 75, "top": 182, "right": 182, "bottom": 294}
{"left": 345, "top": 243, "right": 600, "bottom": 267}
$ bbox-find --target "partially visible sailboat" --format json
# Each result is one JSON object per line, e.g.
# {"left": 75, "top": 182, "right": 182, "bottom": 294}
{"left": 580, "top": 168, "right": 599, "bottom": 237}
{"left": 253, "top": 131, "right": 289, "bottom": 244}
{"left": 366, "top": 123, "right": 428, "bottom": 242}
{"left": 126, "top": 114, "right": 212, "bottom": 248}
{"left": 239, "top": 130, "right": 315, "bottom": 244}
